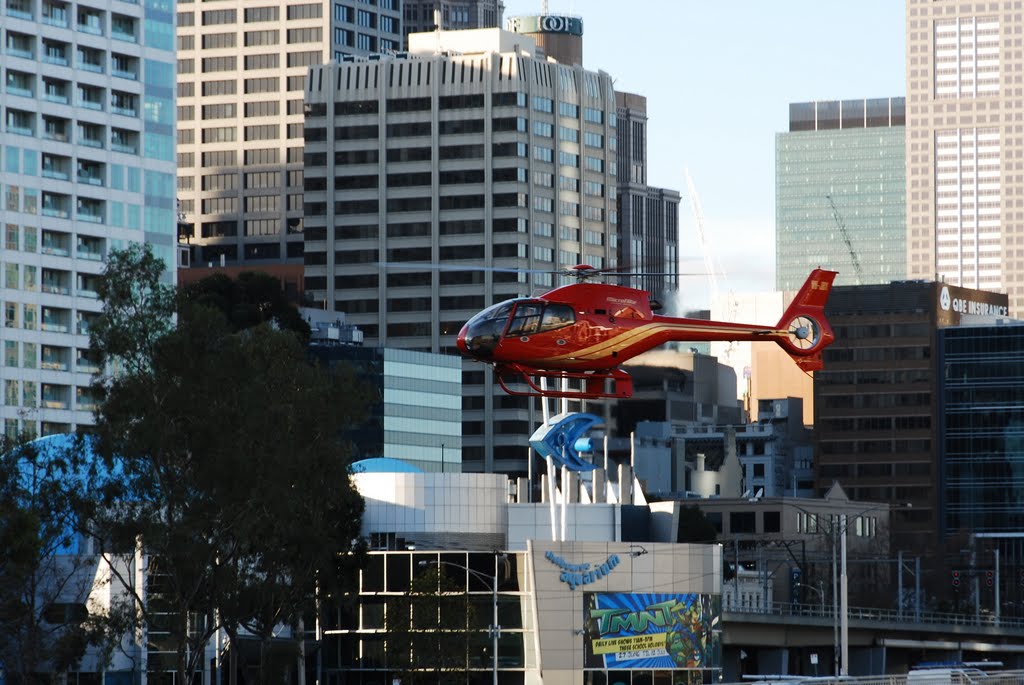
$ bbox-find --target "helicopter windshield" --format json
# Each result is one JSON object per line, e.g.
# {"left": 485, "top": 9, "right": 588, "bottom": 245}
{"left": 462, "top": 300, "right": 576, "bottom": 356}
{"left": 461, "top": 299, "right": 520, "bottom": 356}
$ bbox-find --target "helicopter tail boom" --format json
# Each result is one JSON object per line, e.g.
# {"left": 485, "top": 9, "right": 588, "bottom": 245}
{"left": 772, "top": 268, "right": 838, "bottom": 372}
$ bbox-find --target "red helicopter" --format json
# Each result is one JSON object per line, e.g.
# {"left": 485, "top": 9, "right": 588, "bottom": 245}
{"left": 456, "top": 266, "right": 838, "bottom": 399}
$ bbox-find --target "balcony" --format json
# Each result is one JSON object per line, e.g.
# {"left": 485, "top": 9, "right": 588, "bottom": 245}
{"left": 78, "top": 126, "right": 104, "bottom": 149}
{"left": 77, "top": 164, "right": 104, "bottom": 186}
{"left": 77, "top": 12, "right": 103, "bottom": 34}
{"left": 110, "top": 98, "right": 137, "bottom": 118}
{"left": 41, "top": 6, "right": 68, "bottom": 27}
{"left": 41, "top": 282, "right": 70, "bottom": 296}
{"left": 111, "top": 16, "right": 137, "bottom": 43}
{"left": 77, "top": 48, "right": 104, "bottom": 72}
{"left": 5, "top": 0, "right": 31, "bottom": 19}
{"left": 76, "top": 351, "right": 100, "bottom": 373}
{"left": 77, "top": 237, "right": 104, "bottom": 260}
{"left": 41, "top": 195, "right": 71, "bottom": 220}
{"left": 76, "top": 315, "right": 96, "bottom": 336}
{"left": 42, "top": 85, "right": 69, "bottom": 104}
{"left": 41, "top": 347, "right": 69, "bottom": 372}
{"left": 42, "top": 43, "right": 69, "bottom": 65}
{"left": 6, "top": 73, "right": 33, "bottom": 97}
{"left": 111, "top": 129, "right": 139, "bottom": 154}
{"left": 42, "top": 156, "right": 71, "bottom": 181}
{"left": 6, "top": 112, "right": 33, "bottom": 136}
{"left": 76, "top": 200, "right": 104, "bottom": 224}
{"left": 77, "top": 274, "right": 101, "bottom": 297}
{"left": 42, "top": 307, "right": 70, "bottom": 329}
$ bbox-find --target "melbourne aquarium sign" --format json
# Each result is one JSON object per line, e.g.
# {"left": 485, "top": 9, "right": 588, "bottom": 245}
{"left": 545, "top": 550, "right": 621, "bottom": 590}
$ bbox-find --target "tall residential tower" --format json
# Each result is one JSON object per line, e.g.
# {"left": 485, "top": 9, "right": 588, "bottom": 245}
{"left": 1, "top": 0, "right": 177, "bottom": 437}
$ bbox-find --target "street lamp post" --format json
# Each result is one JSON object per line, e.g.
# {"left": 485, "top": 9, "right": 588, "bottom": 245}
{"left": 419, "top": 556, "right": 504, "bottom": 685}
{"left": 794, "top": 581, "right": 826, "bottom": 615}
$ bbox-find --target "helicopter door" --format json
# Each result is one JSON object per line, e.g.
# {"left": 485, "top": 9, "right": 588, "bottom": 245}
{"left": 505, "top": 301, "right": 544, "bottom": 338}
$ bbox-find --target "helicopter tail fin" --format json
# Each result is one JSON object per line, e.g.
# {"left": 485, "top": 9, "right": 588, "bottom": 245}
{"left": 773, "top": 269, "right": 838, "bottom": 372}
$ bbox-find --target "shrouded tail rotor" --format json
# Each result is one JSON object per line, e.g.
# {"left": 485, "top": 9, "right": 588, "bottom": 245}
{"left": 787, "top": 315, "right": 823, "bottom": 351}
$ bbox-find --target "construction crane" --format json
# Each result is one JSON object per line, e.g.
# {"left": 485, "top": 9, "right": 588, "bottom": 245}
{"left": 685, "top": 169, "right": 738, "bottom": 364}
{"left": 685, "top": 169, "right": 721, "bottom": 305}
{"left": 825, "top": 194, "right": 863, "bottom": 284}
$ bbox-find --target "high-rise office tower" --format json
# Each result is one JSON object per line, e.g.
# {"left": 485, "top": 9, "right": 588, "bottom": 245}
{"left": 776, "top": 97, "right": 906, "bottom": 292}
{"left": 906, "top": 1, "right": 1024, "bottom": 314}
{"left": 815, "top": 281, "right": 1008, "bottom": 564}
{"left": 302, "top": 29, "right": 619, "bottom": 474}
{"left": 0, "top": 0, "right": 177, "bottom": 438}
{"left": 402, "top": 0, "right": 503, "bottom": 38}
{"left": 615, "top": 91, "right": 680, "bottom": 306}
{"left": 174, "top": 0, "right": 402, "bottom": 267}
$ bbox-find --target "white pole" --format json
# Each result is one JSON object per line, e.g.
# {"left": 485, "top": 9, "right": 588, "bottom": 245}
{"left": 995, "top": 548, "right": 1001, "bottom": 626}
{"left": 492, "top": 559, "right": 499, "bottom": 685}
{"left": 831, "top": 525, "right": 838, "bottom": 676}
{"left": 840, "top": 514, "right": 849, "bottom": 677}
{"left": 540, "top": 377, "right": 557, "bottom": 540}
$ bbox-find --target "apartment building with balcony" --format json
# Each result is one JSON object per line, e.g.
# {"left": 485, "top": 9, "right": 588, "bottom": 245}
{"left": 1, "top": 0, "right": 177, "bottom": 436}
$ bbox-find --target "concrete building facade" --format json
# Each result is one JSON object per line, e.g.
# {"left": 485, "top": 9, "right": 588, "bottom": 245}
{"left": 0, "top": 0, "right": 177, "bottom": 437}
{"left": 776, "top": 97, "right": 906, "bottom": 292}
{"left": 301, "top": 29, "right": 620, "bottom": 475}
{"left": 906, "top": 0, "right": 1024, "bottom": 314}
{"left": 615, "top": 91, "right": 681, "bottom": 306}
{"left": 402, "top": 0, "right": 503, "bottom": 39}
{"left": 174, "top": 0, "right": 402, "bottom": 268}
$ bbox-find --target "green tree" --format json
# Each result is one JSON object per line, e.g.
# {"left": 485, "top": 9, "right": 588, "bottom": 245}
{"left": 81, "top": 245, "right": 370, "bottom": 684}
{"left": 180, "top": 271, "right": 310, "bottom": 343}
{"left": 0, "top": 434, "right": 114, "bottom": 682}
{"left": 385, "top": 564, "right": 476, "bottom": 684}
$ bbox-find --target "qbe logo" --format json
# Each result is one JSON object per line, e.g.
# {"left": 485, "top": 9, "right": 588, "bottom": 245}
{"left": 541, "top": 15, "right": 567, "bottom": 32}
{"left": 940, "top": 285, "right": 951, "bottom": 311}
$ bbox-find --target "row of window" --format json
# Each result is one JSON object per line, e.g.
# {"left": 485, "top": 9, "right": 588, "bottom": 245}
{"left": 322, "top": 94, "right": 615, "bottom": 121}
{"left": 4, "top": 6, "right": 138, "bottom": 40}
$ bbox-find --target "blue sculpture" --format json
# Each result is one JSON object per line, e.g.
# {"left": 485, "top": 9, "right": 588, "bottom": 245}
{"left": 529, "top": 412, "right": 604, "bottom": 472}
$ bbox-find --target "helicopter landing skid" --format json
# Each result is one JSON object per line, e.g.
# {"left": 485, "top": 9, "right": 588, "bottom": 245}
{"left": 495, "top": 364, "right": 634, "bottom": 400}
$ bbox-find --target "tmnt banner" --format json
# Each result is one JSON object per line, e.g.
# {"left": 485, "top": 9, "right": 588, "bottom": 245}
{"left": 583, "top": 593, "right": 719, "bottom": 670}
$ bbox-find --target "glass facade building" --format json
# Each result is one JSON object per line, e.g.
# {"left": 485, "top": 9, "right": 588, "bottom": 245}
{"left": 939, "top": 322, "right": 1024, "bottom": 535}
{"left": 0, "top": 0, "right": 177, "bottom": 437}
{"left": 775, "top": 97, "right": 905, "bottom": 292}
{"left": 308, "top": 346, "right": 463, "bottom": 471}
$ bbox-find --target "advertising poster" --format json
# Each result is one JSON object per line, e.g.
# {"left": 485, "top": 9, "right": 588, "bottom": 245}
{"left": 583, "top": 592, "right": 719, "bottom": 670}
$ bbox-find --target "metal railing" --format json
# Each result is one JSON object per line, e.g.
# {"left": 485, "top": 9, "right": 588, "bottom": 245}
{"left": 726, "top": 600, "right": 1024, "bottom": 630}
{"left": 720, "top": 670, "right": 1024, "bottom": 685}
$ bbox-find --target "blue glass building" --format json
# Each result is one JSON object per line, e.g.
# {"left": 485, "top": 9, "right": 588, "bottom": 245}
{"left": 776, "top": 97, "right": 905, "bottom": 291}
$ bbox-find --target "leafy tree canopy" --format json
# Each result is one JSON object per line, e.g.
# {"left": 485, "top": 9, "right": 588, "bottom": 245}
{"left": 180, "top": 271, "right": 310, "bottom": 344}
{"left": 81, "top": 244, "right": 370, "bottom": 683}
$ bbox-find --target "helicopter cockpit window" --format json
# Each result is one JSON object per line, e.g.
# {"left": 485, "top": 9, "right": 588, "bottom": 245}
{"left": 539, "top": 303, "right": 574, "bottom": 332}
{"left": 462, "top": 300, "right": 518, "bottom": 356}
{"left": 506, "top": 302, "right": 544, "bottom": 337}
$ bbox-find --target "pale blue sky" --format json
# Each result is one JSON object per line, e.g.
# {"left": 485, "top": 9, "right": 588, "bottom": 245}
{"left": 501, "top": 0, "right": 906, "bottom": 305}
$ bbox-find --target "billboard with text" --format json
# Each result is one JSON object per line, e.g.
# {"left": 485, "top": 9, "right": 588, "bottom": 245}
{"left": 583, "top": 592, "right": 719, "bottom": 670}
